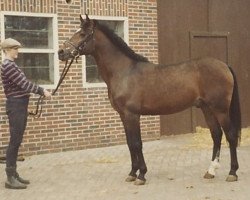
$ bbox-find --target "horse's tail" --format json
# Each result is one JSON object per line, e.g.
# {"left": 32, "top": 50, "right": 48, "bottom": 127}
{"left": 228, "top": 66, "right": 241, "bottom": 146}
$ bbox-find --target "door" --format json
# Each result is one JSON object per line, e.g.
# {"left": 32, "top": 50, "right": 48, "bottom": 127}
{"left": 158, "top": 0, "right": 250, "bottom": 135}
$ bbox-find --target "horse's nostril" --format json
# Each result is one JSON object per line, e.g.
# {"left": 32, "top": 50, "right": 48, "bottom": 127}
{"left": 58, "top": 49, "right": 66, "bottom": 61}
{"left": 58, "top": 49, "right": 64, "bottom": 55}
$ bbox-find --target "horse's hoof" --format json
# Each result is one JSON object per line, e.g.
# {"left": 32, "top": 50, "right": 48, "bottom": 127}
{"left": 204, "top": 172, "right": 215, "bottom": 179}
{"left": 226, "top": 175, "right": 238, "bottom": 182}
{"left": 125, "top": 175, "right": 137, "bottom": 182}
{"left": 134, "top": 179, "right": 146, "bottom": 185}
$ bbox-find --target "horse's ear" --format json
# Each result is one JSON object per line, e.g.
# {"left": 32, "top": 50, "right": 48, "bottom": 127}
{"left": 85, "top": 13, "right": 90, "bottom": 22}
{"left": 80, "top": 14, "right": 91, "bottom": 27}
{"left": 80, "top": 15, "right": 84, "bottom": 24}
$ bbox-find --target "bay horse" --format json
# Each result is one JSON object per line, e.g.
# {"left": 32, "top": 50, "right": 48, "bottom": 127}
{"left": 58, "top": 15, "right": 241, "bottom": 185}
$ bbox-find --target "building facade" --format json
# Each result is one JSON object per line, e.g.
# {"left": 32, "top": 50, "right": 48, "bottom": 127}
{"left": 0, "top": 0, "right": 160, "bottom": 156}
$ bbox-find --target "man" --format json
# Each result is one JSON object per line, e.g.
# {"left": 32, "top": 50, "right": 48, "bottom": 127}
{"left": 1, "top": 38, "right": 51, "bottom": 189}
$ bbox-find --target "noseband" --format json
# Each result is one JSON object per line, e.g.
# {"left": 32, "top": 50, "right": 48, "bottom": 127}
{"left": 64, "top": 28, "right": 95, "bottom": 59}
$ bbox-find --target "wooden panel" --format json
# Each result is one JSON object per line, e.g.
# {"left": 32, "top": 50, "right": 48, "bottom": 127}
{"left": 190, "top": 32, "right": 229, "bottom": 129}
{"left": 158, "top": 0, "right": 208, "bottom": 135}
{"left": 158, "top": 0, "right": 208, "bottom": 63}
{"left": 158, "top": 0, "right": 250, "bottom": 135}
{"left": 209, "top": 0, "right": 250, "bottom": 127}
{"left": 160, "top": 111, "right": 191, "bottom": 135}
{"left": 190, "top": 31, "right": 229, "bottom": 62}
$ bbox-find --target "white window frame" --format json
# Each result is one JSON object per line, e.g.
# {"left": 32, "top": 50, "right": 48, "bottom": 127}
{"left": 81, "top": 15, "right": 129, "bottom": 88}
{"left": 0, "top": 11, "right": 59, "bottom": 89}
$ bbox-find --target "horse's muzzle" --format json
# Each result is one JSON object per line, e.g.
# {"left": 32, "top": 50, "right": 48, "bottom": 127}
{"left": 58, "top": 49, "right": 72, "bottom": 61}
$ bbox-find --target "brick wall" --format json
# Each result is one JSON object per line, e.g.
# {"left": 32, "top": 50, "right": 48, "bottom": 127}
{"left": 0, "top": 0, "right": 160, "bottom": 157}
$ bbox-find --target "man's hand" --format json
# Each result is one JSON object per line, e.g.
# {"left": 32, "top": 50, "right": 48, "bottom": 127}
{"left": 43, "top": 89, "right": 52, "bottom": 97}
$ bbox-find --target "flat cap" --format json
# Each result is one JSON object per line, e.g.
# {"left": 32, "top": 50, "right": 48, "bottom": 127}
{"left": 1, "top": 38, "right": 22, "bottom": 49}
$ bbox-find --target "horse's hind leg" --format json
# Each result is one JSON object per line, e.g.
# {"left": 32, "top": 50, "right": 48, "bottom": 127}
{"left": 216, "top": 112, "right": 239, "bottom": 182}
{"left": 120, "top": 112, "right": 147, "bottom": 185}
{"left": 200, "top": 103, "right": 223, "bottom": 179}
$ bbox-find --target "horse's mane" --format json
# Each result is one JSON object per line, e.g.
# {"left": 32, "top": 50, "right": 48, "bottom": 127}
{"left": 96, "top": 22, "right": 149, "bottom": 63}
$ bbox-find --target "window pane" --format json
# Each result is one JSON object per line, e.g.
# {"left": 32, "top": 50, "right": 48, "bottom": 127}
{"left": 86, "top": 20, "right": 124, "bottom": 83}
{"left": 4, "top": 14, "right": 56, "bottom": 86}
{"left": 86, "top": 55, "right": 103, "bottom": 83}
{"left": 4, "top": 16, "right": 52, "bottom": 49}
{"left": 16, "top": 53, "right": 54, "bottom": 85}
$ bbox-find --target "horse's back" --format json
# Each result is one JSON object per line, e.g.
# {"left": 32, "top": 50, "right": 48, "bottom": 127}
{"left": 111, "top": 57, "right": 233, "bottom": 115}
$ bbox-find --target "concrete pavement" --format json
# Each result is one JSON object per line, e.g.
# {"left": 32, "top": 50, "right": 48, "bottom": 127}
{"left": 1, "top": 133, "right": 250, "bottom": 200}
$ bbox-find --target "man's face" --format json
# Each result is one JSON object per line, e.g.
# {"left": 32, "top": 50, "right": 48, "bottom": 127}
{"left": 5, "top": 47, "right": 19, "bottom": 60}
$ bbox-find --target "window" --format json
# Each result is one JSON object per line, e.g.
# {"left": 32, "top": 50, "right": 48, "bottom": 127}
{"left": 1, "top": 12, "right": 58, "bottom": 87}
{"left": 82, "top": 16, "right": 128, "bottom": 87}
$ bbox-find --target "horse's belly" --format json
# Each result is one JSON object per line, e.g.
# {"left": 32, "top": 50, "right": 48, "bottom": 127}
{"left": 127, "top": 94, "right": 196, "bottom": 115}
{"left": 141, "top": 100, "right": 194, "bottom": 115}
{"left": 116, "top": 75, "right": 199, "bottom": 115}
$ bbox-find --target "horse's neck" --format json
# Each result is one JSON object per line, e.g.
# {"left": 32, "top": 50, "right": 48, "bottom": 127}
{"left": 92, "top": 36, "right": 133, "bottom": 84}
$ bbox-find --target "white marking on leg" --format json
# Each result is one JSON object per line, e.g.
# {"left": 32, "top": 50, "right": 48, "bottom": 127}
{"left": 208, "top": 158, "right": 220, "bottom": 176}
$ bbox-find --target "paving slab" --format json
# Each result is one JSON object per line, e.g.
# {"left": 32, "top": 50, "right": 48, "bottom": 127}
{"left": 1, "top": 134, "right": 250, "bottom": 200}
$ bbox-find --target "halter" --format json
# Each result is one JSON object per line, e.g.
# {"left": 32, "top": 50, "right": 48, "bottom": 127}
{"left": 64, "top": 28, "right": 95, "bottom": 59}
{"left": 29, "top": 28, "right": 95, "bottom": 118}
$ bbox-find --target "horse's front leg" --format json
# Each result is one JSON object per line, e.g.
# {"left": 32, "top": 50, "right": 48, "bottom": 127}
{"left": 120, "top": 112, "right": 147, "bottom": 185}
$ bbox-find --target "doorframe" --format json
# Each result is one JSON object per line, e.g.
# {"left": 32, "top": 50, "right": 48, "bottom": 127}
{"left": 189, "top": 31, "right": 230, "bottom": 63}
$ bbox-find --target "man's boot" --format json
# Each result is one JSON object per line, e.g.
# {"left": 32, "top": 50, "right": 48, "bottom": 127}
{"left": 5, "top": 167, "right": 27, "bottom": 189}
{"left": 15, "top": 169, "right": 30, "bottom": 184}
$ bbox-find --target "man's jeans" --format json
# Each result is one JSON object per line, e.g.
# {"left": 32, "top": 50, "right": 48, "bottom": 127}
{"left": 5, "top": 97, "right": 29, "bottom": 167}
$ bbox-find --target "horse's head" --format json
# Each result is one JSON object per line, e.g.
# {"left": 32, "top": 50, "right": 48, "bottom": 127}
{"left": 58, "top": 14, "right": 96, "bottom": 61}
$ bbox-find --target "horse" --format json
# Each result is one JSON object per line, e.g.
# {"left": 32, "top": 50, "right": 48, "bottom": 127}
{"left": 58, "top": 14, "right": 241, "bottom": 185}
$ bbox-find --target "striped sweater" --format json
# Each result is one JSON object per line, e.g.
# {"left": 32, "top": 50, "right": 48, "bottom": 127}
{"left": 1, "top": 59, "right": 44, "bottom": 98}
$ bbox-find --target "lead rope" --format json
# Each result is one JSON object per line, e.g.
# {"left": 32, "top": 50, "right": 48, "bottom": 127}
{"left": 29, "top": 57, "right": 75, "bottom": 118}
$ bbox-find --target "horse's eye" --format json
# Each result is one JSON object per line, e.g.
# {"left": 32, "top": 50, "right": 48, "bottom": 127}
{"left": 80, "top": 32, "right": 86, "bottom": 36}
{"left": 80, "top": 33, "right": 84, "bottom": 36}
